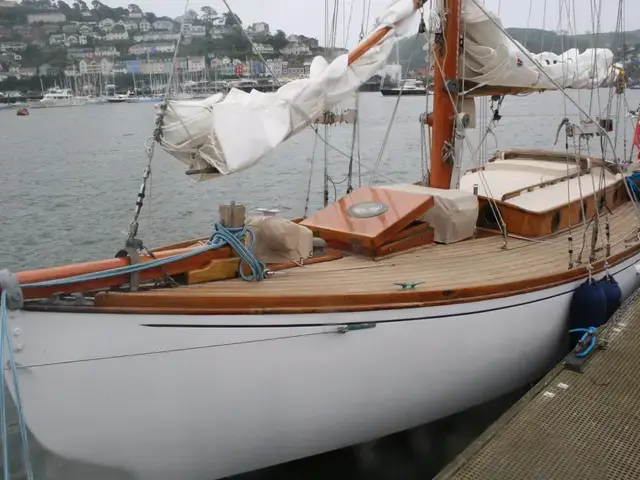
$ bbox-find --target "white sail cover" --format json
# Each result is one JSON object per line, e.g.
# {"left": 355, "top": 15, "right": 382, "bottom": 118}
{"left": 158, "top": 0, "right": 418, "bottom": 181}
{"left": 459, "top": 0, "right": 617, "bottom": 90}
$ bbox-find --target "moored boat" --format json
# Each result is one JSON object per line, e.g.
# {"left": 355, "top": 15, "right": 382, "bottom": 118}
{"left": 1, "top": 1, "right": 639, "bottom": 479}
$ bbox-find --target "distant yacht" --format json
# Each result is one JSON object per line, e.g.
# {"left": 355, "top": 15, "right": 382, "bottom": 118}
{"left": 126, "top": 95, "right": 163, "bottom": 103}
{"left": 39, "top": 88, "right": 86, "bottom": 107}
{"left": 380, "top": 79, "right": 430, "bottom": 96}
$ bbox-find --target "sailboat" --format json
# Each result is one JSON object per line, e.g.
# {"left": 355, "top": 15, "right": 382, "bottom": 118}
{"left": 1, "top": 1, "right": 639, "bottom": 479}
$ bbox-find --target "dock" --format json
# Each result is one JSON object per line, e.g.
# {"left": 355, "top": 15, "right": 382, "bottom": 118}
{"left": 436, "top": 289, "right": 640, "bottom": 480}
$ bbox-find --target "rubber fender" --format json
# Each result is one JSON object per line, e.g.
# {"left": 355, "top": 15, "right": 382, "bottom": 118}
{"left": 569, "top": 278, "right": 607, "bottom": 348}
{"left": 597, "top": 274, "right": 622, "bottom": 322}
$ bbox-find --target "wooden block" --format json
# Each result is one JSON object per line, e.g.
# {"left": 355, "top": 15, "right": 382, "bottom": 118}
{"left": 219, "top": 202, "right": 246, "bottom": 228}
{"left": 186, "top": 258, "right": 240, "bottom": 284}
{"left": 374, "top": 228, "right": 434, "bottom": 257}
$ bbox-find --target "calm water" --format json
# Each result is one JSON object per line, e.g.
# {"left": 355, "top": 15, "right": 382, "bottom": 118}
{"left": 2, "top": 89, "right": 639, "bottom": 271}
{"left": 0, "top": 90, "right": 639, "bottom": 478}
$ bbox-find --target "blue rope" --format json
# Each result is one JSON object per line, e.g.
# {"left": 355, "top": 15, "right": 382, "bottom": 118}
{"left": 626, "top": 171, "right": 640, "bottom": 202}
{"left": 23, "top": 222, "right": 266, "bottom": 289}
{"left": 569, "top": 326, "right": 598, "bottom": 358}
{"left": 208, "top": 223, "right": 266, "bottom": 282}
{"left": 0, "top": 291, "right": 34, "bottom": 479}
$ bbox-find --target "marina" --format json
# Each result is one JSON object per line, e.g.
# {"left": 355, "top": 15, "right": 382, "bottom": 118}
{"left": 436, "top": 289, "right": 640, "bottom": 480}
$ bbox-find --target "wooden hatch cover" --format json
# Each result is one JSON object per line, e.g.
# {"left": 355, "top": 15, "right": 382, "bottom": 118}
{"left": 301, "top": 186, "right": 434, "bottom": 253}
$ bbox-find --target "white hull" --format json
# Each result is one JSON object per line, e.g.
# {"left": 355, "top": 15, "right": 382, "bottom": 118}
{"left": 6, "top": 252, "right": 640, "bottom": 479}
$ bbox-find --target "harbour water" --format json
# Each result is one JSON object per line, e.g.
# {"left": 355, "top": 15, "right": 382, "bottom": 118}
{"left": 2, "top": 89, "right": 639, "bottom": 273}
{"left": 0, "top": 89, "right": 639, "bottom": 478}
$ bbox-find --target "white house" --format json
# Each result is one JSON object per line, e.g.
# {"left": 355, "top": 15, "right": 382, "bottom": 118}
{"left": 152, "top": 19, "right": 174, "bottom": 31}
{"left": 27, "top": 12, "right": 66, "bottom": 24}
{"left": 94, "top": 46, "right": 119, "bottom": 57}
{"left": 0, "top": 42, "right": 26, "bottom": 52}
{"left": 142, "top": 32, "right": 179, "bottom": 42}
{"left": 138, "top": 19, "right": 151, "bottom": 32}
{"left": 128, "top": 43, "right": 175, "bottom": 56}
{"left": 78, "top": 24, "right": 94, "bottom": 36}
{"left": 281, "top": 42, "right": 311, "bottom": 56}
{"left": 123, "top": 20, "right": 138, "bottom": 31}
{"left": 253, "top": 43, "right": 275, "bottom": 55}
{"left": 266, "top": 58, "right": 284, "bottom": 77}
{"left": 187, "top": 56, "right": 205, "bottom": 72}
{"left": 249, "top": 22, "right": 269, "bottom": 35}
{"left": 105, "top": 30, "right": 129, "bottom": 41}
{"left": 187, "top": 25, "right": 206, "bottom": 37}
{"left": 79, "top": 57, "right": 112, "bottom": 74}
{"left": 128, "top": 11, "right": 143, "bottom": 19}
{"left": 98, "top": 18, "right": 116, "bottom": 32}
{"left": 209, "top": 25, "right": 228, "bottom": 39}
{"left": 287, "top": 34, "right": 300, "bottom": 42}
{"left": 49, "top": 33, "right": 65, "bottom": 46}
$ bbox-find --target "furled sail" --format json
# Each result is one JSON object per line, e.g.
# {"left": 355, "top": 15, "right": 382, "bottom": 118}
{"left": 458, "top": 0, "right": 617, "bottom": 90}
{"left": 157, "top": 0, "right": 418, "bottom": 181}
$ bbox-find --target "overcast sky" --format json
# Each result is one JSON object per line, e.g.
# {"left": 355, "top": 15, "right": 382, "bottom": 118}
{"left": 117, "top": 0, "right": 639, "bottom": 47}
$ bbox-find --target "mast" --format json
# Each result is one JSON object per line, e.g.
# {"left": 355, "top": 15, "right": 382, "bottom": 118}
{"left": 429, "top": 0, "right": 461, "bottom": 189}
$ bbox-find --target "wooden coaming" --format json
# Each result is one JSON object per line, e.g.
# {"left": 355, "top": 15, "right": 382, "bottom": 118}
{"left": 477, "top": 178, "right": 628, "bottom": 237}
{"left": 87, "top": 202, "right": 640, "bottom": 314}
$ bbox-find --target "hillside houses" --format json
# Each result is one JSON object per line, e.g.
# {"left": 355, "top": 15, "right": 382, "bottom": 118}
{"left": 98, "top": 18, "right": 115, "bottom": 32}
{"left": 26, "top": 12, "right": 65, "bottom": 24}
{"left": 152, "top": 19, "right": 174, "bottom": 32}
{"left": 247, "top": 22, "right": 269, "bottom": 37}
{"left": 281, "top": 42, "right": 311, "bottom": 56}
{"left": 138, "top": 19, "right": 151, "bottom": 32}
{"left": 0, "top": 2, "right": 332, "bottom": 87}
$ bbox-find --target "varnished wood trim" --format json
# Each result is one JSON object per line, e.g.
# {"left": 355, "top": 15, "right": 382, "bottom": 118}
{"left": 85, "top": 240, "right": 640, "bottom": 315}
{"left": 479, "top": 179, "right": 626, "bottom": 238}
{"left": 501, "top": 172, "right": 582, "bottom": 201}
{"left": 19, "top": 246, "right": 232, "bottom": 300}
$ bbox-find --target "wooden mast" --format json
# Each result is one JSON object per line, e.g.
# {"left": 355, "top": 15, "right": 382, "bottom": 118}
{"left": 429, "top": 0, "right": 461, "bottom": 189}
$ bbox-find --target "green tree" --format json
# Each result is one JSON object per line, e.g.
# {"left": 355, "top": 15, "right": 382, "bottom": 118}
{"left": 223, "top": 11, "right": 241, "bottom": 26}
{"left": 267, "top": 29, "right": 288, "bottom": 51}
{"left": 127, "top": 3, "right": 141, "bottom": 13}
{"left": 200, "top": 6, "right": 217, "bottom": 23}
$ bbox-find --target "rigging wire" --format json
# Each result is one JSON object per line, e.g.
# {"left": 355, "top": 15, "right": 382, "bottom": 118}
{"left": 469, "top": 0, "right": 640, "bottom": 228}
{"left": 304, "top": 135, "right": 319, "bottom": 218}
{"left": 124, "top": 0, "right": 191, "bottom": 250}
{"left": 369, "top": 29, "right": 423, "bottom": 186}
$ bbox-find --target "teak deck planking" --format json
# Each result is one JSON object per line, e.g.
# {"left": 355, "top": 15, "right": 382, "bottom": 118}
{"left": 91, "top": 202, "right": 640, "bottom": 313}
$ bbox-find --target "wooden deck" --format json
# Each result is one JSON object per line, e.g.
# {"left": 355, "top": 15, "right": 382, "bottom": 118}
{"left": 92, "top": 202, "right": 640, "bottom": 313}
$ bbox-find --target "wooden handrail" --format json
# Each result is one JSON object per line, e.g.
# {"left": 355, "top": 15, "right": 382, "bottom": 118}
{"left": 501, "top": 172, "right": 582, "bottom": 201}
